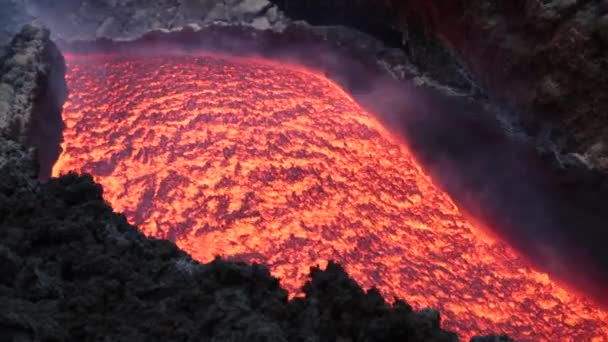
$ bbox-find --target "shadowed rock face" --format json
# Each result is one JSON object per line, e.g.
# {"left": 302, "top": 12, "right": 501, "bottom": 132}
{"left": 0, "top": 24, "right": 67, "bottom": 180}
{"left": 0, "top": 137, "right": 510, "bottom": 341}
{"left": 403, "top": 1, "right": 608, "bottom": 172}
{"left": 20, "top": 0, "right": 288, "bottom": 41}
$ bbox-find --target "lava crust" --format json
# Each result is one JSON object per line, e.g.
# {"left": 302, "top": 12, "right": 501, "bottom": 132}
{"left": 53, "top": 53, "right": 608, "bottom": 341}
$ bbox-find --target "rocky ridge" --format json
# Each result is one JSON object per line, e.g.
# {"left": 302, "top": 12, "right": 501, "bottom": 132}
{"left": 402, "top": 0, "right": 608, "bottom": 174}
{"left": 17, "top": 0, "right": 289, "bottom": 42}
{"left": 0, "top": 24, "right": 67, "bottom": 180}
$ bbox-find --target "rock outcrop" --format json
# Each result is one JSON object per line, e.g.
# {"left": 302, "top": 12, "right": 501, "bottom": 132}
{"left": 0, "top": 137, "right": 505, "bottom": 341}
{"left": 20, "top": 0, "right": 288, "bottom": 42}
{"left": 0, "top": 24, "right": 67, "bottom": 180}
{"left": 401, "top": 1, "right": 608, "bottom": 173}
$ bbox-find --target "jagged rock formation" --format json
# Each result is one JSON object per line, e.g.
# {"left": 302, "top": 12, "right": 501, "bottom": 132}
{"left": 0, "top": 24, "right": 67, "bottom": 180}
{"left": 18, "top": 0, "right": 288, "bottom": 41}
{"left": 399, "top": 1, "right": 608, "bottom": 174}
{"left": 0, "top": 137, "right": 509, "bottom": 341}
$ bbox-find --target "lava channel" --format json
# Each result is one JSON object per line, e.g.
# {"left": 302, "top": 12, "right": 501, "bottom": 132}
{"left": 53, "top": 53, "right": 608, "bottom": 341}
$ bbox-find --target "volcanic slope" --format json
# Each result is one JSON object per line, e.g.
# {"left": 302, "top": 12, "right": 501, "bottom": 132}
{"left": 53, "top": 54, "right": 608, "bottom": 341}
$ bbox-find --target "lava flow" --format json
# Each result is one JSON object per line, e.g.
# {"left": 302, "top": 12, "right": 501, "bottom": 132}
{"left": 53, "top": 53, "right": 608, "bottom": 341}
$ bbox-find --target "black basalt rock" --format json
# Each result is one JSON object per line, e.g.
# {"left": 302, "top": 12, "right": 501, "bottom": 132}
{"left": 0, "top": 24, "right": 67, "bottom": 180}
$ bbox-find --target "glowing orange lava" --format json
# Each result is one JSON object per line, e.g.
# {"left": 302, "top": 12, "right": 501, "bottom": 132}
{"left": 53, "top": 53, "right": 608, "bottom": 341}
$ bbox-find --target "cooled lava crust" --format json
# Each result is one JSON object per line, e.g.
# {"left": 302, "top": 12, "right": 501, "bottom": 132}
{"left": 53, "top": 53, "right": 608, "bottom": 341}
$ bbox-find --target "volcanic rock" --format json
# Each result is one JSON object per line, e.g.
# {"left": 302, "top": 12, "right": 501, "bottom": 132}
{"left": 418, "top": 0, "right": 608, "bottom": 172}
{"left": 0, "top": 137, "right": 473, "bottom": 341}
{"left": 20, "top": 0, "right": 287, "bottom": 42}
{"left": 290, "top": 1, "right": 608, "bottom": 175}
{"left": 0, "top": 24, "right": 67, "bottom": 180}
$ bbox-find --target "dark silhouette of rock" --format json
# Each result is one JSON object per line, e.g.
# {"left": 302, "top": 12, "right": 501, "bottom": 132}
{"left": 20, "top": 0, "right": 287, "bottom": 42}
{"left": 0, "top": 24, "right": 67, "bottom": 180}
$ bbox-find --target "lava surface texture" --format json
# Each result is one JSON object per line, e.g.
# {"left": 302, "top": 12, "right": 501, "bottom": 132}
{"left": 54, "top": 54, "right": 608, "bottom": 341}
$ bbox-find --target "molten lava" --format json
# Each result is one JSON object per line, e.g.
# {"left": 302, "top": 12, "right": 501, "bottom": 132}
{"left": 54, "top": 53, "right": 608, "bottom": 341}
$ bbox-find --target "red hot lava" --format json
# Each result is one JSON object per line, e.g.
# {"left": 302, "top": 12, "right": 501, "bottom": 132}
{"left": 53, "top": 53, "right": 608, "bottom": 341}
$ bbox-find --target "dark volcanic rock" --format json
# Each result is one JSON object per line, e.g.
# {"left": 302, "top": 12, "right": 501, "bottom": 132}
{"left": 0, "top": 137, "right": 472, "bottom": 341}
{"left": 401, "top": 1, "right": 608, "bottom": 173}
{"left": 21, "top": 0, "right": 288, "bottom": 42}
{"left": 0, "top": 24, "right": 67, "bottom": 180}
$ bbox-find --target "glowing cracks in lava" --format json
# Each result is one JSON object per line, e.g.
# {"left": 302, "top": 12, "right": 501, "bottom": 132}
{"left": 54, "top": 53, "right": 608, "bottom": 341}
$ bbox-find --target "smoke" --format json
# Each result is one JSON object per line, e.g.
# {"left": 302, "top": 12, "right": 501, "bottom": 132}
{"left": 356, "top": 75, "right": 608, "bottom": 307}
{"left": 54, "top": 26, "right": 608, "bottom": 308}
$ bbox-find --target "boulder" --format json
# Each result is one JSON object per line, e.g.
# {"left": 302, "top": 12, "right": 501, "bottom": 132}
{"left": 0, "top": 24, "right": 67, "bottom": 180}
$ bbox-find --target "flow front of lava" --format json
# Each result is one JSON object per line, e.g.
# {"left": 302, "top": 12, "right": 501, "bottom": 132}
{"left": 53, "top": 53, "right": 608, "bottom": 341}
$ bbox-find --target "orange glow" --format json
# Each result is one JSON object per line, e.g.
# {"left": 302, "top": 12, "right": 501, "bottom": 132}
{"left": 53, "top": 53, "right": 608, "bottom": 341}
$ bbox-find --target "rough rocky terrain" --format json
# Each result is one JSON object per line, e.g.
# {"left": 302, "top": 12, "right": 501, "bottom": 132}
{"left": 0, "top": 24, "right": 67, "bottom": 180}
{"left": 0, "top": 138, "right": 509, "bottom": 341}
{"left": 18, "top": 0, "right": 288, "bottom": 41}
{"left": 404, "top": 0, "right": 608, "bottom": 172}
